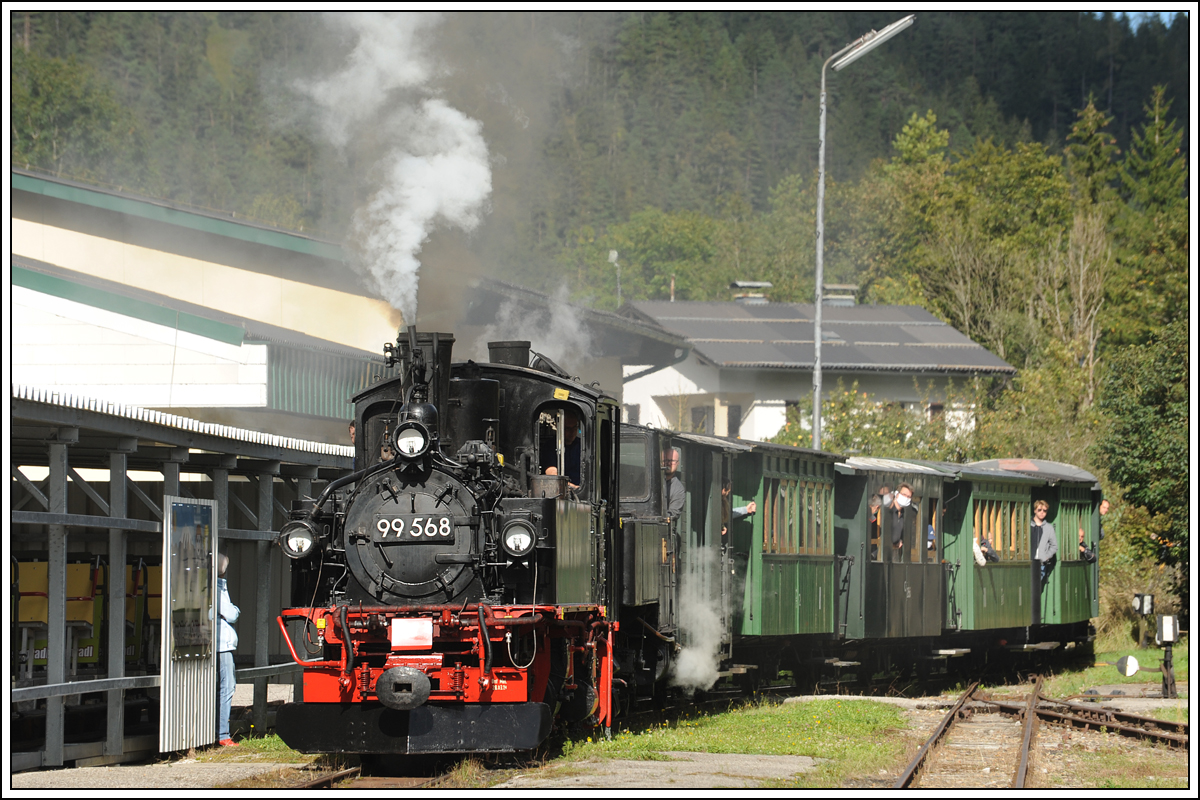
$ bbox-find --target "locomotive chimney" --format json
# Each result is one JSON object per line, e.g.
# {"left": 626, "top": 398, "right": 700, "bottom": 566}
{"left": 397, "top": 329, "right": 456, "bottom": 413}
{"left": 487, "top": 340, "right": 531, "bottom": 368}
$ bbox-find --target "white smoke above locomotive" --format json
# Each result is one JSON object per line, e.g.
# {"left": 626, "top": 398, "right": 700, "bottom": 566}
{"left": 293, "top": 12, "right": 492, "bottom": 324}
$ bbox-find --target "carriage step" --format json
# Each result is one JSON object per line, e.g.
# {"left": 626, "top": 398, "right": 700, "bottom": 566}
{"left": 930, "top": 648, "right": 971, "bottom": 658}
{"left": 716, "top": 664, "right": 758, "bottom": 678}
{"left": 1007, "top": 642, "right": 1060, "bottom": 652}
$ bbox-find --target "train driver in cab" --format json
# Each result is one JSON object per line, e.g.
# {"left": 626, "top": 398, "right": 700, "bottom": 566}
{"left": 540, "top": 407, "right": 582, "bottom": 488}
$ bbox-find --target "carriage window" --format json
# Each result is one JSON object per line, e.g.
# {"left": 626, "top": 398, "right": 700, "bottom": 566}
{"left": 1057, "top": 499, "right": 1090, "bottom": 561}
{"left": 763, "top": 476, "right": 832, "bottom": 556}
{"left": 973, "top": 498, "right": 1030, "bottom": 561}
{"left": 924, "top": 499, "right": 939, "bottom": 562}
{"left": 619, "top": 433, "right": 650, "bottom": 501}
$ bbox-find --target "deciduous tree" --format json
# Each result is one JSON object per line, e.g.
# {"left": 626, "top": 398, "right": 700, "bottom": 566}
{"left": 1096, "top": 319, "right": 1188, "bottom": 616}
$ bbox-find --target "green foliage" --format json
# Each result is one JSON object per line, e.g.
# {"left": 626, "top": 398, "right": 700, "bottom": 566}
{"left": 973, "top": 339, "right": 1100, "bottom": 468}
{"left": 1066, "top": 98, "right": 1120, "bottom": 209}
{"left": 11, "top": 47, "right": 132, "bottom": 179}
{"left": 889, "top": 109, "right": 949, "bottom": 168}
{"left": 772, "top": 378, "right": 980, "bottom": 461}
{"left": 1096, "top": 320, "right": 1188, "bottom": 589}
{"left": 1106, "top": 86, "right": 1189, "bottom": 348}
{"left": 1095, "top": 504, "right": 1182, "bottom": 642}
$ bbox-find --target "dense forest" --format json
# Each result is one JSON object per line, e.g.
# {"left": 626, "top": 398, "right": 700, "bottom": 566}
{"left": 10, "top": 11, "right": 1190, "bottom": 618}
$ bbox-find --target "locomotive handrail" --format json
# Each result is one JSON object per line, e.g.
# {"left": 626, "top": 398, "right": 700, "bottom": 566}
{"left": 302, "top": 456, "right": 400, "bottom": 518}
{"left": 339, "top": 605, "right": 354, "bottom": 675}
{"left": 277, "top": 614, "right": 334, "bottom": 667}
{"left": 478, "top": 605, "right": 494, "bottom": 677}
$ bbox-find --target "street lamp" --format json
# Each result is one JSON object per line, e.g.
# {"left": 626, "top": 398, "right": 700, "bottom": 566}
{"left": 813, "top": 14, "right": 915, "bottom": 450}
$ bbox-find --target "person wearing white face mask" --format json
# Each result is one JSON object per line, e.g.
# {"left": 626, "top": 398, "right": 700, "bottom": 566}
{"left": 888, "top": 483, "right": 915, "bottom": 561}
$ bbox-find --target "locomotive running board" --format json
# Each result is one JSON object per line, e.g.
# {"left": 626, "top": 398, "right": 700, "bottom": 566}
{"left": 276, "top": 702, "right": 552, "bottom": 754}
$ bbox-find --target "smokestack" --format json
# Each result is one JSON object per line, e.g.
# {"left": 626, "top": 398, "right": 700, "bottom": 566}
{"left": 487, "top": 340, "right": 531, "bottom": 367}
{"left": 823, "top": 284, "right": 858, "bottom": 307}
{"left": 730, "top": 280, "right": 772, "bottom": 306}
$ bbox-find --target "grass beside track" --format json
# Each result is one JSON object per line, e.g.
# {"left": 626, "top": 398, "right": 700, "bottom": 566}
{"left": 554, "top": 697, "right": 909, "bottom": 788}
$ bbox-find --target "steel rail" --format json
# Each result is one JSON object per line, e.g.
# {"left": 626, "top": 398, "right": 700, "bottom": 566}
{"left": 986, "top": 696, "right": 1188, "bottom": 748}
{"left": 894, "top": 682, "right": 978, "bottom": 789}
{"left": 292, "top": 765, "right": 360, "bottom": 789}
{"left": 1045, "top": 698, "right": 1189, "bottom": 736}
{"left": 1013, "top": 675, "right": 1043, "bottom": 788}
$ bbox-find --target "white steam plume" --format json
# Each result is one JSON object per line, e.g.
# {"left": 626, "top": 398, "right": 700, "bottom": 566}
{"left": 670, "top": 546, "right": 725, "bottom": 692}
{"left": 294, "top": 13, "right": 491, "bottom": 323}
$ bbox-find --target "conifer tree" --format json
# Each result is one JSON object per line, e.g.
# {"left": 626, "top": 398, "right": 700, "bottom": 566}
{"left": 1105, "top": 86, "right": 1189, "bottom": 346}
{"left": 1065, "top": 98, "right": 1120, "bottom": 210}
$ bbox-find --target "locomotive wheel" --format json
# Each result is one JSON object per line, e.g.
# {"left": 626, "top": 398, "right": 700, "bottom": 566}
{"left": 558, "top": 680, "right": 599, "bottom": 725}
{"left": 736, "top": 669, "right": 761, "bottom": 695}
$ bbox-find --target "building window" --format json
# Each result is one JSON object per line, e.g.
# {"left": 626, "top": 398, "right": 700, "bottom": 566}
{"left": 727, "top": 404, "right": 742, "bottom": 438}
{"left": 928, "top": 403, "right": 944, "bottom": 421}
{"left": 624, "top": 404, "right": 640, "bottom": 425}
{"left": 691, "top": 406, "right": 712, "bottom": 435}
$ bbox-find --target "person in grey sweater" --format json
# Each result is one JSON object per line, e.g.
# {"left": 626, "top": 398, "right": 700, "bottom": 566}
{"left": 1032, "top": 500, "right": 1058, "bottom": 583}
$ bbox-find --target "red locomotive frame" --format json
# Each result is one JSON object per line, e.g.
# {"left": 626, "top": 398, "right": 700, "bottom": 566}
{"left": 279, "top": 604, "right": 616, "bottom": 730}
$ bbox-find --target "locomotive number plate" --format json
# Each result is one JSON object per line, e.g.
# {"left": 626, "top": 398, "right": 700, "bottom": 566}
{"left": 373, "top": 515, "right": 456, "bottom": 543}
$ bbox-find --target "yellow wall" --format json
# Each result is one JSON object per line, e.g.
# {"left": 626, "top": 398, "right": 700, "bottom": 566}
{"left": 13, "top": 218, "right": 399, "bottom": 353}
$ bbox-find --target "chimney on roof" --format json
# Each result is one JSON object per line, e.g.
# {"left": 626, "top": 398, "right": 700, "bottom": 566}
{"left": 823, "top": 284, "right": 857, "bottom": 307}
{"left": 730, "top": 280, "right": 772, "bottom": 306}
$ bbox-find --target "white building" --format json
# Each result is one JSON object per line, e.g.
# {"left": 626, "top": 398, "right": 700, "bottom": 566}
{"left": 620, "top": 299, "right": 1015, "bottom": 442}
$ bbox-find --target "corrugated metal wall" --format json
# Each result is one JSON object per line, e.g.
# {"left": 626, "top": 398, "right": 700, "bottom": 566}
{"left": 267, "top": 345, "right": 384, "bottom": 420}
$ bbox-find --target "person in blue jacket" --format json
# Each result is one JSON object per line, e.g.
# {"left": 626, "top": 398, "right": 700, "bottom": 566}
{"left": 216, "top": 552, "right": 240, "bottom": 746}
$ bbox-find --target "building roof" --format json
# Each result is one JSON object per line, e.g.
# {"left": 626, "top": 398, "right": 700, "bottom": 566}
{"left": 623, "top": 301, "right": 1015, "bottom": 375}
{"left": 12, "top": 384, "right": 353, "bottom": 467}
{"left": 13, "top": 168, "right": 343, "bottom": 260}
{"left": 971, "top": 459, "right": 1100, "bottom": 487}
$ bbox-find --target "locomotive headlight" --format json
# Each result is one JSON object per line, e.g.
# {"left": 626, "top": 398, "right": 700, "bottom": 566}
{"left": 278, "top": 519, "right": 318, "bottom": 559}
{"left": 501, "top": 519, "right": 537, "bottom": 559}
{"left": 392, "top": 421, "right": 431, "bottom": 459}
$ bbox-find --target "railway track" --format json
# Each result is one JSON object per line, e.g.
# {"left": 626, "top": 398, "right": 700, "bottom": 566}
{"left": 895, "top": 679, "right": 1040, "bottom": 789}
{"left": 291, "top": 764, "right": 441, "bottom": 789}
{"left": 896, "top": 677, "right": 1188, "bottom": 789}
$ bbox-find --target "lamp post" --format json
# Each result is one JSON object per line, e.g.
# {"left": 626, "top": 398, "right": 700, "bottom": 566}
{"left": 813, "top": 14, "right": 914, "bottom": 450}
